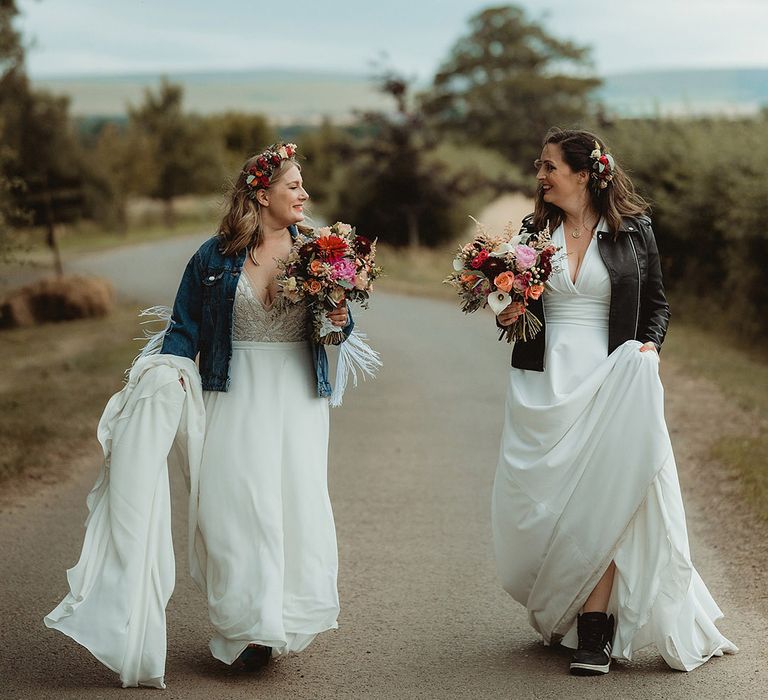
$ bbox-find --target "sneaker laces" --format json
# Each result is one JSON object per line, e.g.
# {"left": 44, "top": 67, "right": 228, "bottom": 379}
{"left": 578, "top": 616, "right": 607, "bottom": 652}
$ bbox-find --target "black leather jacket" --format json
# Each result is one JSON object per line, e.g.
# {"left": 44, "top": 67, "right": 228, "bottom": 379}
{"left": 510, "top": 214, "right": 670, "bottom": 372}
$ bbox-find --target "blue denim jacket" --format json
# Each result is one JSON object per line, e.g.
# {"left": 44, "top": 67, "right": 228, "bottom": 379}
{"left": 160, "top": 226, "right": 354, "bottom": 396}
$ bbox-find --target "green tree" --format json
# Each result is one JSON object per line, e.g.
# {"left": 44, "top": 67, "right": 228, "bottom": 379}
{"left": 332, "top": 73, "right": 517, "bottom": 247}
{"left": 204, "top": 111, "right": 275, "bottom": 174}
{"left": 129, "top": 78, "right": 222, "bottom": 226}
{"left": 13, "top": 90, "right": 104, "bottom": 274}
{"left": 420, "top": 5, "right": 600, "bottom": 167}
{"left": 0, "top": 0, "right": 26, "bottom": 255}
{"left": 89, "top": 121, "right": 158, "bottom": 234}
{"left": 297, "top": 119, "right": 354, "bottom": 217}
{"left": 1, "top": 0, "right": 112, "bottom": 271}
{"left": 0, "top": 139, "right": 25, "bottom": 262}
{"left": 333, "top": 74, "right": 456, "bottom": 247}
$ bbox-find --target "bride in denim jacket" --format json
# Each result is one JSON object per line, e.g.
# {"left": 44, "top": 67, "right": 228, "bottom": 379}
{"left": 162, "top": 143, "right": 352, "bottom": 669}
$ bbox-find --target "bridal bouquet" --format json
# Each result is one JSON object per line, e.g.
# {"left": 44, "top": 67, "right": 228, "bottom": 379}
{"left": 445, "top": 219, "right": 559, "bottom": 343}
{"left": 278, "top": 221, "right": 382, "bottom": 345}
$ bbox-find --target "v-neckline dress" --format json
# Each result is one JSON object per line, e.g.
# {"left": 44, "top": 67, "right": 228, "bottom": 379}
{"left": 491, "top": 222, "right": 737, "bottom": 670}
{"left": 196, "top": 272, "right": 339, "bottom": 664}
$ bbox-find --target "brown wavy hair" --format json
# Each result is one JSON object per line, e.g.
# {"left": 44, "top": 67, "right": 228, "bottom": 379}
{"left": 531, "top": 127, "right": 650, "bottom": 236}
{"left": 217, "top": 153, "right": 301, "bottom": 256}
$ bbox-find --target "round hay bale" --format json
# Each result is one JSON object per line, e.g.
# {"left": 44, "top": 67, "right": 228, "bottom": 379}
{"left": 0, "top": 274, "right": 115, "bottom": 328}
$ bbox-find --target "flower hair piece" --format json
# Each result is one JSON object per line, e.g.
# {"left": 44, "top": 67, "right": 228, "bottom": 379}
{"left": 243, "top": 142, "right": 298, "bottom": 198}
{"left": 589, "top": 140, "right": 615, "bottom": 191}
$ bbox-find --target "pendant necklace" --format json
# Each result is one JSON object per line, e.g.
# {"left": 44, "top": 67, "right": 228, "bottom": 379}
{"left": 569, "top": 217, "right": 595, "bottom": 239}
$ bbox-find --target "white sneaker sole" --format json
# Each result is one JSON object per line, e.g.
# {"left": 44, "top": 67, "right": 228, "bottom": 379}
{"left": 569, "top": 661, "right": 611, "bottom": 676}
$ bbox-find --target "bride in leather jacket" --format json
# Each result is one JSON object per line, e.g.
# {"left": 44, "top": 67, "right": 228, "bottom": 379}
{"left": 510, "top": 211, "right": 670, "bottom": 370}
{"left": 492, "top": 128, "right": 735, "bottom": 677}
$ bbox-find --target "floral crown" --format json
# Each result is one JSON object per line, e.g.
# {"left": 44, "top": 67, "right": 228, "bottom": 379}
{"left": 243, "top": 142, "right": 298, "bottom": 197}
{"left": 589, "top": 141, "right": 615, "bottom": 190}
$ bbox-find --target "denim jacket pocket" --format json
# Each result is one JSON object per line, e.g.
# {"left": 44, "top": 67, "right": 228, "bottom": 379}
{"left": 201, "top": 269, "right": 226, "bottom": 304}
{"left": 202, "top": 270, "right": 225, "bottom": 285}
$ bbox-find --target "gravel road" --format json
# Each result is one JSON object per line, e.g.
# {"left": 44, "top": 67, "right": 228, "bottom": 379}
{"left": 1, "top": 233, "right": 764, "bottom": 699}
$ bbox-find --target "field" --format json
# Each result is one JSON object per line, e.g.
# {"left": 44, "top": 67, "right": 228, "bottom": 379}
{"left": 33, "top": 67, "right": 768, "bottom": 120}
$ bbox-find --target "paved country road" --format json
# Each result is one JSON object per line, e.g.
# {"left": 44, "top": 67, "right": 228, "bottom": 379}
{"left": 1, "top": 234, "right": 766, "bottom": 699}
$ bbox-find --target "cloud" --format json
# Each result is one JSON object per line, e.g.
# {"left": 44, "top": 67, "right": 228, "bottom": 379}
{"left": 17, "top": 0, "right": 768, "bottom": 78}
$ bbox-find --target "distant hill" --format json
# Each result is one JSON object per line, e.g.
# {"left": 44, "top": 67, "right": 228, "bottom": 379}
{"left": 32, "top": 69, "right": 392, "bottom": 124}
{"left": 599, "top": 68, "right": 768, "bottom": 116}
{"left": 32, "top": 67, "right": 768, "bottom": 121}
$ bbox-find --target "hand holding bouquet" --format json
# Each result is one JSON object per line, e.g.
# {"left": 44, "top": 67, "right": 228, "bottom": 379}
{"left": 278, "top": 222, "right": 382, "bottom": 345}
{"left": 445, "top": 218, "right": 560, "bottom": 343}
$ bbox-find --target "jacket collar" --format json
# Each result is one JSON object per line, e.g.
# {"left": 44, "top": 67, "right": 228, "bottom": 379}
{"left": 596, "top": 216, "right": 645, "bottom": 238}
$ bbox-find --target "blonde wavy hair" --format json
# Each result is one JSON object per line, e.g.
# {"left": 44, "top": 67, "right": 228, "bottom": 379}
{"left": 217, "top": 154, "right": 302, "bottom": 256}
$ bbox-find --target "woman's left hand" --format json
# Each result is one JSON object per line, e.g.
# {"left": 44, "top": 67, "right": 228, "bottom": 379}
{"left": 327, "top": 304, "right": 349, "bottom": 328}
{"left": 639, "top": 341, "right": 658, "bottom": 354}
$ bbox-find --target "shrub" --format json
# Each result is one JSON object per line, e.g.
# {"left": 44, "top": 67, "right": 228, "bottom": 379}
{"left": 603, "top": 115, "right": 768, "bottom": 340}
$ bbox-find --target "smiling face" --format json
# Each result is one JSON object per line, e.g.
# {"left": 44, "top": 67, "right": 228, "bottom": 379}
{"left": 257, "top": 163, "right": 309, "bottom": 228}
{"left": 535, "top": 142, "right": 589, "bottom": 213}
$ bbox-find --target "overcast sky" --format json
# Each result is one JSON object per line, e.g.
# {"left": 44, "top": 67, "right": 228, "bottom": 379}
{"left": 16, "top": 0, "right": 768, "bottom": 79}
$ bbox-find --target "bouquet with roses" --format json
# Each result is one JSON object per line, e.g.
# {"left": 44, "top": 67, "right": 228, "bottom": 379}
{"left": 278, "top": 221, "right": 382, "bottom": 345}
{"left": 445, "top": 218, "right": 560, "bottom": 343}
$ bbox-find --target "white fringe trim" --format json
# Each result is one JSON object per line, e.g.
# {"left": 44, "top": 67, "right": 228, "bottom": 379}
{"left": 330, "top": 329, "right": 382, "bottom": 407}
{"left": 127, "top": 305, "right": 173, "bottom": 377}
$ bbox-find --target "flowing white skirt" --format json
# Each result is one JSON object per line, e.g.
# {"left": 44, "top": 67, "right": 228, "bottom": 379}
{"left": 492, "top": 322, "right": 737, "bottom": 671}
{"left": 198, "top": 340, "right": 339, "bottom": 664}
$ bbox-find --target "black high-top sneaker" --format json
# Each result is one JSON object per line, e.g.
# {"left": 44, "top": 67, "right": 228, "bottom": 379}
{"left": 569, "top": 612, "right": 615, "bottom": 676}
{"left": 238, "top": 644, "right": 272, "bottom": 671}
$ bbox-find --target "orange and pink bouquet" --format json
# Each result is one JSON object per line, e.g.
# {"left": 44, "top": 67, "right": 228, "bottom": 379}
{"left": 445, "top": 218, "right": 560, "bottom": 342}
{"left": 278, "top": 221, "right": 382, "bottom": 345}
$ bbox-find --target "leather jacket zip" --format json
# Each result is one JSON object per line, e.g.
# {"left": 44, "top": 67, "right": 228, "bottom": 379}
{"left": 627, "top": 234, "right": 641, "bottom": 337}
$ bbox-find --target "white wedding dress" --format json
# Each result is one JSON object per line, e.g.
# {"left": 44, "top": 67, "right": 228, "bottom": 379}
{"left": 492, "top": 222, "right": 737, "bottom": 670}
{"left": 198, "top": 273, "right": 339, "bottom": 664}
{"left": 44, "top": 274, "right": 339, "bottom": 688}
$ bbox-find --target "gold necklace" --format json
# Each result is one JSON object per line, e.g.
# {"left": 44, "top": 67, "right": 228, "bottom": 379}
{"left": 569, "top": 217, "right": 595, "bottom": 239}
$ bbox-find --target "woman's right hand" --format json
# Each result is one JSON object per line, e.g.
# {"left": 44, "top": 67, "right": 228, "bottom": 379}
{"left": 497, "top": 301, "right": 524, "bottom": 327}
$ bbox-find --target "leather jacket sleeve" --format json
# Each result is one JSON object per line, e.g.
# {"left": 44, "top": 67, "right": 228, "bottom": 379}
{"left": 637, "top": 220, "right": 670, "bottom": 351}
{"left": 160, "top": 253, "right": 203, "bottom": 360}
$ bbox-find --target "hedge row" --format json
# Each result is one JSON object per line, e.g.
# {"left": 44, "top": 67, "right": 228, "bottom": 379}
{"left": 604, "top": 116, "right": 768, "bottom": 339}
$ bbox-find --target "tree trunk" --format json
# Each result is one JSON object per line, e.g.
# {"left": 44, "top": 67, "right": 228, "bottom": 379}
{"left": 46, "top": 221, "right": 64, "bottom": 276}
{"left": 164, "top": 197, "right": 175, "bottom": 229}
{"left": 406, "top": 208, "right": 420, "bottom": 248}
{"left": 117, "top": 198, "right": 128, "bottom": 238}
{"left": 42, "top": 180, "right": 64, "bottom": 276}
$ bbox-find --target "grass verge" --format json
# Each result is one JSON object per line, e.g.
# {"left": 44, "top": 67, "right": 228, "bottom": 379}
{"left": 663, "top": 321, "right": 768, "bottom": 520}
{"left": 375, "top": 243, "right": 456, "bottom": 301}
{"left": 0, "top": 305, "right": 144, "bottom": 484}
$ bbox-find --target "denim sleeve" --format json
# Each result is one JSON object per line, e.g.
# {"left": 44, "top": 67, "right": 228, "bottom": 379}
{"left": 160, "top": 253, "right": 203, "bottom": 359}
